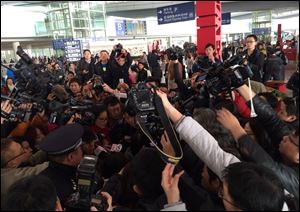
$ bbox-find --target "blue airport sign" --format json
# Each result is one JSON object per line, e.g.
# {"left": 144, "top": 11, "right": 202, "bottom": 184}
{"left": 115, "top": 20, "right": 125, "bottom": 36}
{"left": 157, "top": 2, "right": 195, "bottom": 25}
{"left": 222, "top": 12, "right": 231, "bottom": 25}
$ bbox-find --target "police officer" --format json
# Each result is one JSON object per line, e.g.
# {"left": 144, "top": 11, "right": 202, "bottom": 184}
{"left": 39, "top": 123, "right": 84, "bottom": 207}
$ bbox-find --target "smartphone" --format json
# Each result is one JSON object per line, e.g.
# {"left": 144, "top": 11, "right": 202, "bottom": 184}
{"left": 119, "top": 78, "right": 124, "bottom": 84}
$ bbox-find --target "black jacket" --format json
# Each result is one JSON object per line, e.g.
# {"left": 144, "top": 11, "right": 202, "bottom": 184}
{"left": 248, "top": 95, "right": 290, "bottom": 146}
{"left": 94, "top": 61, "right": 113, "bottom": 87}
{"left": 39, "top": 161, "right": 77, "bottom": 207}
{"left": 137, "top": 68, "right": 148, "bottom": 83}
{"left": 238, "top": 134, "right": 299, "bottom": 200}
{"left": 243, "top": 96, "right": 298, "bottom": 199}
{"left": 244, "top": 49, "right": 265, "bottom": 82}
{"left": 109, "top": 50, "right": 132, "bottom": 89}
{"left": 77, "top": 58, "right": 95, "bottom": 84}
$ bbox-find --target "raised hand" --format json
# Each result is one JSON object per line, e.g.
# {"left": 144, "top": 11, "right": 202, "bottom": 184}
{"left": 161, "top": 163, "right": 184, "bottom": 204}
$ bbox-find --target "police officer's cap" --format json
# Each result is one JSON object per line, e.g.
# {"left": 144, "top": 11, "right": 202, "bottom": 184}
{"left": 40, "top": 123, "right": 84, "bottom": 155}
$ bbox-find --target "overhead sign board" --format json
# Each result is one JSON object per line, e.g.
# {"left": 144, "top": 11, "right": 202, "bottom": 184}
{"left": 52, "top": 38, "right": 73, "bottom": 50}
{"left": 252, "top": 27, "right": 272, "bottom": 35}
{"left": 157, "top": 2, "right": 195, "bottom": 25}
{"left": 222, "top": 12, "right": 231, "bottom": 25}
{"left": 115, "top": 20, "right": 125, "bottom": 36}
{"left": 64, "top": 40, "right": 82, "bottom": 62}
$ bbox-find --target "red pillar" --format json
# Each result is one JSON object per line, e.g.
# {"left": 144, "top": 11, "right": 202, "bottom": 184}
{"left": 196, "top": 1, "right": 222, "bottom": 60}
{"left": 277, "top": 24, "right": 282, "bottom": 48}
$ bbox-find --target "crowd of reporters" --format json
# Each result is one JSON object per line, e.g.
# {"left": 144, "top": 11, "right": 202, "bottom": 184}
{"left": 1, "top": 33, "right": 299, "bottom": 211}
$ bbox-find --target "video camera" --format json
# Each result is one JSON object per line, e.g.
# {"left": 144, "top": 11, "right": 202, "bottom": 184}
{"left": 205, "top": 53, "right": 253, "bottom": 96}
{"left": 127, "top": 82, "right": 183, "bottom": 164}
{"left": 65, "top": 155, "right": 106, "bottom": 211}
{"left": 86, "top": 74, "right": 105, "bottom": 95}
{"left": 165, "top": 46, "right": 184, "bottom": 61}
{"left": 183, "top": 42, "right": 197, "bottom": 57}
{"left": 48, "top": 100, "right": 98, "bottom": 126}
{"left": 1, "top": 94, "right": 45, "bottom": 122}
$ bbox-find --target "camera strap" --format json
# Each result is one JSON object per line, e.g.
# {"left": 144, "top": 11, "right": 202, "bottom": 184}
{"left": 136, "top": 89, "right": 183, "bottom": 164}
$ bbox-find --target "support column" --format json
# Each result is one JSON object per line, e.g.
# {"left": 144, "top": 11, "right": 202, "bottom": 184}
{"left": 12, "top": 41, "right": 20, "bottom": 60}
{"left": 196, "top": 1, "right": 222, "bottom": 59}
{"left": 277, "top": 24, "right": 282, "bottom": 48}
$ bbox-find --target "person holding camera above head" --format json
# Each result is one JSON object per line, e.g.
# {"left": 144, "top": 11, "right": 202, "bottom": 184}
{"left": 154, "top": 89, "right": 286, "bottom": 211}
{"left": 95, "top": 50, "right": 113, "bottom": 88}
{"left": 109, "top": 44, "right": 133, "bottom": 89}
{"left": 78, "top": 49, "right": 95, "bottom": 85}
{"left": 216, "top": 82, "right": 299, "bottom": 202}
{"left": 243, "top": 34, "right": 265, "bottom": 82}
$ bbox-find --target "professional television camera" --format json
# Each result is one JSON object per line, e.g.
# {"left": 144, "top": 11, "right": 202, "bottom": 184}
{"left": 65, "top": 155, "right": 106, "bottom": 211}
{"left": 205, "top": 53, "right": 253, "bottom": 96}
{"left": 127, "top": 82, "right": 183, "bottom": 164}
{"left": 165, "top": 46, "right": 184, "bottom": 61}
{"left": 183, "top": 42, "right": 197, "bottom": 57}
{"left": 48, "top": 100, "right": 100, "bottom": 126}
{"left": 1, "top": 94, "right": 44, "bottom": 122}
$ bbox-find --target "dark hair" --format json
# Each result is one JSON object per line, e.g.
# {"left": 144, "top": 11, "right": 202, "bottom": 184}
{"left": 99, "top": 152, "right": 129, "bottom": 179}
{"left": 246, "top": 34, "right": 258, "bottom": 42}
{"left": 100, "top": 50, "right": 109, "bottom": 54}
{"left": 1, "top": 138, "right": 14, "bottom": 168}
{"left": 124, "top": 105, "right": 136, "bottom": 117}
{"left": 69, "top": 78, "right": 81, "bottom": 86}
{"left": 131, "top": 148, "right": 165, "bottom": 199}
{"left": 193, "top": 108, "right": 241, "bottom": 159}
{"left": 258, "top": 92, "right": 278, "bottom": 109}
{"left": 94, "top": 104, "right": 107, "bottom": 117}
{"left": 67, "top": 71, "right": 75, "bottom": 76}
{"left": 82, "top": 126, "right": 97, "bottom": 144}
{"left": 222, "top": 162, "right": 284, "bottom": 211}
{"left": 145, "top": 76, "right": 160, "bottom": 86}
{"left": 104, "top": 95, "right": 121, "bottom": 108}
{"left": 3, "top": 175, "right": 57, "bottom": 211}
{"left": 83, "top": 49, "right": 91, "bottom": 54}
{"left": 283, "top": 97, "right": 298, "bottom": 116}
{"left": 205, "top": 43, "right": 215, "bottom": 50}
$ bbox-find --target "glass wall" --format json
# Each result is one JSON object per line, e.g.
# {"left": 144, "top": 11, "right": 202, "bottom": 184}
{"left": 46, "top": 1, "right": 106, "bottom": 39}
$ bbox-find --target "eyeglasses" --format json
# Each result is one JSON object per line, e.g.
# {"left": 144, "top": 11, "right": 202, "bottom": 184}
{"left": 218, "top": 189, "right": 242, "bottom": 210}
{"left": 4, "top": 147, "right": 26, "bottom": 166}
{"left": 246, "top": 41, "right": 256, "bottom": 43}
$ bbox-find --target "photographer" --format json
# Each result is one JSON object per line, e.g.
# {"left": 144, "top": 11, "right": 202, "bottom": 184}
{"left": 109, "top": 44, "right": 132, "bottom": 89}
{"left": 154, "top": 90, "right": 285, "bottom": 211}
{"left": 243, "top": 34, "right": 265, "bottom": 82}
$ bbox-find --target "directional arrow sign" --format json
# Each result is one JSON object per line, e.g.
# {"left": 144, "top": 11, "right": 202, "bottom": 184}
{"left": 157, "top": 2, "right": 195, "bottom": 25}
